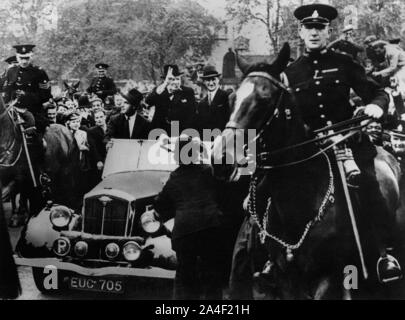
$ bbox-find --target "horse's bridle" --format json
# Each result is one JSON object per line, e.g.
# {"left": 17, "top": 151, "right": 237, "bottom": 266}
{"left": 225, "top": 71, "right": 292, "bottom": 145}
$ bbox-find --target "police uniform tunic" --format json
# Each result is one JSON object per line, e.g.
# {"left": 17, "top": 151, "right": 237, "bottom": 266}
{"left": 87, "top": 76, "right": 117, "bottom": 101}
{"left": 283, "top": 48, "right": 389, "bottom": 132}
{"left": 3, "top": 64, "right": 51, "bottom": 113}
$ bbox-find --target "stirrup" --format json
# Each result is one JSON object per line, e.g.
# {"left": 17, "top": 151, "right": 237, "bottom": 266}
{"left": 346, "top": 170, "right": 361, "bottom": 188}
{"left": 377, "top": 254, "right": 403, "bottom": 284}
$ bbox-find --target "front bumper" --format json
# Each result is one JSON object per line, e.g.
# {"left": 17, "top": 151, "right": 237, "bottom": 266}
{"left": 14, "top": 256, "right": 175, "bottom": 279}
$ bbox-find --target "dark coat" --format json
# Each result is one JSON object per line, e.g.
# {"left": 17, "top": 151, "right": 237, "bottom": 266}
{"left": 87, "top": 76, "right": 117, "bottom": 101}
{"left": 154, "top": 165, "right": 223, "bottom": 248}
{"left": 105, "top": 112, "right": 151, "bottom": 142}
{"left": 284, "top": 49, "right": 389, "bottom": 132}
{"left": 145, "top": 85, "right": 196, "bottom": 134}
{"left": 196, "top": 88, "right": 230, "bottom": 138}
{"left": 3, "top": 64, "right": 52, "bottom": 113}
{"left": 87, "top": 125, "right": 107, "bottom": 166}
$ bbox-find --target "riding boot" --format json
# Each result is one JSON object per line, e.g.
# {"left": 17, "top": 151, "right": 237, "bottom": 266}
{"left": 358, "top": 162, "right": 403, "bottom": 283}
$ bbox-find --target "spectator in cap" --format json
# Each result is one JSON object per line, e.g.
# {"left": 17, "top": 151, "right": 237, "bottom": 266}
{"left": 195, "top": 65, "right": 231, "bottom": 139}
{"left": 364, "top": 35, "right": 387, "bottom": 77}
{"left": 87, "top": 108, "right": 108, "bottom": 188}
{"left": 65, "top": 110, "right": 93, "bottom": 200}
{"left": 371, "top": 40, "right": 405, "bottom": 98}
{"left": 87, "top": 62, "right": 117, "bottom": 101}
{"left": 154, "top": 134, "right": 225, "bottom": 299}
{"left": 145, "top": 64, "right": 197, "bottom": 135}
{"left": 44, "top": 101, "right": 58, "bottom": 124}
{"left": 105, "top": 88, "right": 151, "bottom": 143}
{"left": 327, "top": 24, "right": 364, "bottom": 62}
{"left": 77, "top": 94, "right": 95, "bottom": 130}
{"left": 90, "top": 96, "right": 103, "bottom": 109}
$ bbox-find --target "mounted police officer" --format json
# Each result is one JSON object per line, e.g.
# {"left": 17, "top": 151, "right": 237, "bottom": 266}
{"left": 282, "top": 3, "right": 402, "bottom": 283}
{"left": 87, "top": 63, "right": 117, "bottom": 102}
{"left": 0, "top": 56, "right": 18, "bottom": 93}
{"left": 3, "top": 44, "right": 52, "bottom": 134}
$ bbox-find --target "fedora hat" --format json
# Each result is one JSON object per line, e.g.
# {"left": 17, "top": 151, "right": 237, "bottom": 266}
{"left": 120, "top": 88, "right": 143, "bottom": 106}
{"left": 200, "top": 65, "right": 221, "bottom": 79}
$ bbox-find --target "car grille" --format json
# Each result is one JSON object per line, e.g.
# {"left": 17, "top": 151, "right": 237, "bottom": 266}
{"left": 83, "top": 197, "right": 129, "bottom": 236}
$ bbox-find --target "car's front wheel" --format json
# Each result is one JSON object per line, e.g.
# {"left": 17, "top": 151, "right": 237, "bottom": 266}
{"left": 32, "top": 267, "right": 63, "bottom": 294}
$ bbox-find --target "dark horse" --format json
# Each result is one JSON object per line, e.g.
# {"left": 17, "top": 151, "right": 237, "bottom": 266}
{"left": 0, "top": 95, "right": 81, "bottom": 298}
{"left": 0, "top": 96, "right": 21, "bottom": 299}
{"left": 211, "top": 43, "right": 404, "bottom": 299}
{"left": 63, "top": 80, "right": 81, "bottom": 100}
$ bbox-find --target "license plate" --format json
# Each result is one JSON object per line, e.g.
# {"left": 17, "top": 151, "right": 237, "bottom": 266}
{"left": 69, "top": 276, "right": 124, "bottom": 294}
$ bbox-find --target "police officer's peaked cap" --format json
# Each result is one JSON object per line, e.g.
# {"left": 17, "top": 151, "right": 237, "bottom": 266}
{"left": 364, "top": 35, "right": 378, "bottom": 45}
{"left": 13, "top": 44, "right": 36, "bottom": 56}
{"left": 95, "top": 63, "right": 109, "bottom": 69}
{"left": 294, "top": 3, "right": 338, "bottom": 25}
{"left": 4, "top": 55, "right": 17, "bottom": 64}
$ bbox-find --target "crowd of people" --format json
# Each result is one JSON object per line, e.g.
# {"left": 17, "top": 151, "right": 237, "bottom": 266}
{"left": 3, "top": 2, "right": 405, "bottom": 299}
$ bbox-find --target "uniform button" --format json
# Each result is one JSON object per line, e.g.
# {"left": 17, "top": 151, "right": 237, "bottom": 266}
{"left": 326, "top": 121, "right": 332, "bottom": 126}
{"left": 317, "top": 92, "right": 322, "bottom": 97}
{"left": 315, "top": 81, "right": 320, "bottom": 85}
{"left": 313, "top": 60, "right": 318, "bottom": 64}
{"left": 320, "top": 114, "right": 325, "bottom": 119}
{"left": 296, "top": 88, "right": 300, "bottom": 92}
{"left": 335, "top": 80, "right": 340, "bottom": 84}
{"left": 319, "top": 104, "right": 324, "bottom": 108}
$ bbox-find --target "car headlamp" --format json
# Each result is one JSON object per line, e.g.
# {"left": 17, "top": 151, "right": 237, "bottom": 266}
{"left": 105, "top": 242, "right": 120, "bottom": 260}
{"left": 123, "top": 241, "right": 141, "bottom": 262}
{"left": 50, "top": 205, "right": 72, "bottom": 228}
{"left": 74, "top": 241, "right": 88, "bottom": 257}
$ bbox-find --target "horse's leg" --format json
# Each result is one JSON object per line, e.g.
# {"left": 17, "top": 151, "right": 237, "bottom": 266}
{"left": 0, "top": 180, "right": 21, "bottom": 299}
{"left": 229, "top": 217, "right": 258, "bottom": 300}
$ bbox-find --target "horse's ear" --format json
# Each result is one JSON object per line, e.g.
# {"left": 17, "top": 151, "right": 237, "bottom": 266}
{"left": 63, "top": 81, "right": 69, "bottom": 89}
{"left": 236, "top": 50, "right": 250, "bottom": 75}
{"left": 273, "top": 42, "right": 291, "bottom": 74}
{"left": 74, "top": 81, "right": 80, "bottom": 89}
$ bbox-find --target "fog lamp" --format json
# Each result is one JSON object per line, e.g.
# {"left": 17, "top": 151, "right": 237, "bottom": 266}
{"left": 50, "top": 206, "right": 72, "bottom": 228}
{"left": 74, "top": 241, "right": 88, "bottom": 257}
{"left": 123, "top": 241, "right": 141, "bottom": 261}
{"left": 105, "top": 242, "right": 120, "bottom": 260}
{"left": 53, "top": 237, "right": 71, "bottom": 257}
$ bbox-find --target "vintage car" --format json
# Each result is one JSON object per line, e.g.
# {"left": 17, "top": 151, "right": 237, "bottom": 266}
{"left": 14, "top": 139, "right": 192, "bottom": 298}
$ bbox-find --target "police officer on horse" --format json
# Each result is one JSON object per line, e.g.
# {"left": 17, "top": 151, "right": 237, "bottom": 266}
{"left": 282, "top": 3, "right": 402, "bottom": 283}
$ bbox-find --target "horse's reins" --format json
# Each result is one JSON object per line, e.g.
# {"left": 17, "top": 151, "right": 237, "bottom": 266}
{"left": 225, "top": 71, "right": 373, "bottom": 169}
{"left": 0, "top": 101, "right": 23, "bottom": 167}
{"left": 230, "top": 71, "right": 373, "bottom": 263}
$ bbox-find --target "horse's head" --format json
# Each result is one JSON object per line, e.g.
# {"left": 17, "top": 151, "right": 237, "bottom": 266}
{"left": 63, "top": 81, "right": 81, "bottom": 99}
{"left": 211, "top": 43, "right": 292, "bottom": 180}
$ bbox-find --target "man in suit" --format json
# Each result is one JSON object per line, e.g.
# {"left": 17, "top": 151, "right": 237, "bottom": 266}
{"left": 87, "top": 108, "right": 107, "bottom": 187}
{"left": 145, "top": 64, "right": 196, "bottom": 135}
{"left": 105, "top": 88, "right": 151, "bottom": 142}
{"left": 87, "top": 63, "right": 117, "bottom": 101}
{"left": 196, "top": 65, "right": 231, "bottom": 140}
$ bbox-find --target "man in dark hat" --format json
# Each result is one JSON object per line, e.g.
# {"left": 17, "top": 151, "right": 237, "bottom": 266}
{"left": 195, "top": 65, "right": 230, "bottom": 139}
{"left": 3, "top": 44, "right": 52, "bottom": 133}
{"left": 145, "top": 64, "right": 196, "bottom": 135}
{"left": 282, "top": 3, "right": 401, "bottom": 283}
{"left": 87, "top": 63, "right": 117, "bottom": 101}
{"left": 105, "top": 88, "right": 151, "bottom": 142}
{"left": 77, "top": 95, "right": 95, "bottom": 130}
